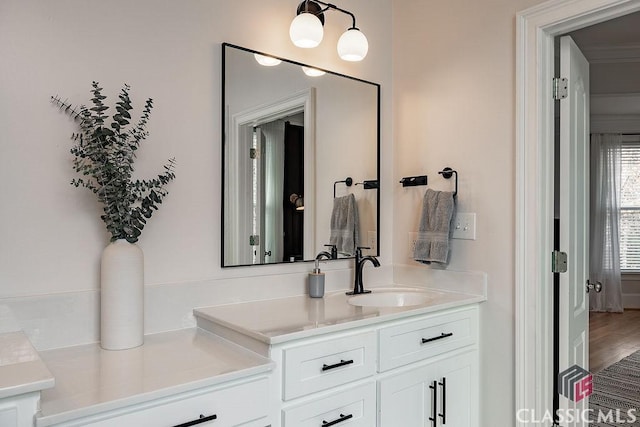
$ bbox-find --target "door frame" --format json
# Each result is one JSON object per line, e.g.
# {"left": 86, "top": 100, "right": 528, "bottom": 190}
{"left": 225, "top": 88, "right": 316, "bottom": 266}
{"left": 515, "top": 0, "right": 640, "bottom": 424}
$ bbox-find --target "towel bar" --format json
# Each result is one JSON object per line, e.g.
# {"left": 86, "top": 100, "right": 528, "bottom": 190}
{"left": 438, "top": 167, "right": 458, "bottom": 197}
{"left": 333, "top": 177, "right": 353, "bottom": 197}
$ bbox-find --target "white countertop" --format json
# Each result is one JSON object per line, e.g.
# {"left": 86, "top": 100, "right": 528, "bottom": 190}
{"left": 36, "top": 328, "right": 273, "bottom": 427}
{"left": 194, "top": 287, "right": 485, "bottom": 345}
{"left": 0, "top": 331, "right": 55, "bottom": 399}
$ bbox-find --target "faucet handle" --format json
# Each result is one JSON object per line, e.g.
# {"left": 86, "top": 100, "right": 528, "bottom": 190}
{"left": 355, "top": 246, "right": 370, "bottom": 259}
{"left": 324, "top": 244, "right": 338, "bottom": 259}
{"left": 356, "top": 246, "right": 371, "bottom": 256}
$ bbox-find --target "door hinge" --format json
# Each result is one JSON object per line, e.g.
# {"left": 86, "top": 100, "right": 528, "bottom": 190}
{"left": 249, "top": 148, "right": 258, "bottom": 159}
{"left": 249, "top": 234, "right": 260, "bottom": 246}
{"left": 553, "top": 77, "right": 568, "bottom": 100}
{"left": 551, "top": 250, "right": 567, "bottom": 273}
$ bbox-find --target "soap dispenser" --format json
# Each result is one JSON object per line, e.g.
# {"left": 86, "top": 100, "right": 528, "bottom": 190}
{"left": 308, "top": 259, "right": 325, "bottom": 298}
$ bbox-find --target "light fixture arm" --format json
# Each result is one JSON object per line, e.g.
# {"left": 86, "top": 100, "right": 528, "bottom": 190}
{"left": 292, "top": 0, "right": 368, "bottom": 61}
{"left": 299, "top": 0, "right": 358, "bottom": 29}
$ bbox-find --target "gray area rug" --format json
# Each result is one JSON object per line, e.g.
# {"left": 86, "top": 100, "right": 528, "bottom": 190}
{"left": 589, "top": 349, "right": 640, "bottom": 426}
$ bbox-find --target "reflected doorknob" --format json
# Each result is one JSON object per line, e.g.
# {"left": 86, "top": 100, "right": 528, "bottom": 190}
{"left": 586, "top": 279, "right": 603, "bottom": 293}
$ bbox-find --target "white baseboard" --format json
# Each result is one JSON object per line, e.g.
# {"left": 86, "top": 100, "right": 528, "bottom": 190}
{"left": 623, "top": 293, "right": 640, "bottom": 309}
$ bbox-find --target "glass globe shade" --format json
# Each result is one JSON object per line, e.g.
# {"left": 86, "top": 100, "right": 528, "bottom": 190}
{"left": 289, "top": 13, "right": 324, "bottom": 48}
{"left": 337, "top": 28, "right": 369, "bottom": 61}
{"left": 254, "top": 54, "right": 281, "bottom": 67}
{"left": 302, "top": 66, "right": 326, "bottom": 77}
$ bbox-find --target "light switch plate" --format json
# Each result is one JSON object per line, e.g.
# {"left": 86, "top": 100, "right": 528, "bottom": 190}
{"left": 451, "top": 213, "right": 476, "bottom": 240}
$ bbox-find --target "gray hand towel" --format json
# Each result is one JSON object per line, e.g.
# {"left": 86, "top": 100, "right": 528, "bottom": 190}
{"left": 413, "top": 189, "right": 456, "bottom": 264}
{"left": 330, "top": 194, "right": 360, "bottom": 256}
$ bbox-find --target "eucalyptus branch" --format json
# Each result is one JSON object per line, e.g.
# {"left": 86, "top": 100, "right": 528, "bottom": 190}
{"left": 52, "top": 82, "right": 176, "bottom": 243}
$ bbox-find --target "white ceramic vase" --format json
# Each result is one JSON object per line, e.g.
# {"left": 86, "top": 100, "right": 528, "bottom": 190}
{"left": 100, "top": 239, "right": 144, "bottom": 350}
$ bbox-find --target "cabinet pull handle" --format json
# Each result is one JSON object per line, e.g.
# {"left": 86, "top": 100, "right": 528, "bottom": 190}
{"left": 439, "top": 377, "right": 447, "bottom": 424}
{"left": 322, "top": 413, "right": 353, "bottom": 426}
{"left": 172, "top": 414, "right": 217, "bottom": 427}
{"left": 421, "top": 332, "right": 453, "bottom": 344}
{"left": 322, "top": 359, "right": 354, "bottom": 371}
{"left": 428, "top": 380, "right": 437, "bottom": 426}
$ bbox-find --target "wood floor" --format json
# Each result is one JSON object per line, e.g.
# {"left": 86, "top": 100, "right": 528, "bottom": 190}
{"left": 589, "top": 309, "right": 640, "bottom": 373}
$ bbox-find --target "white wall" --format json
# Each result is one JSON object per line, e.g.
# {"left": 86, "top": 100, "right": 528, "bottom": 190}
{"left": 391, "top": 0, "right": 545, "bottom": 425}
{"left": 0, "top": 0, "right": 392, "bottom": 299}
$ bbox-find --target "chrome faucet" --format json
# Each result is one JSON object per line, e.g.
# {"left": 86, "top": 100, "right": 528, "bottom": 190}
{"left": 347, "top": 246, "right": 380, "bottom": 295}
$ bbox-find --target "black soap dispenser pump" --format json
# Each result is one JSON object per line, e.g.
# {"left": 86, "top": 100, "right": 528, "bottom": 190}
{"left": 309, "top": 259, "right": 325, "bottom": 298}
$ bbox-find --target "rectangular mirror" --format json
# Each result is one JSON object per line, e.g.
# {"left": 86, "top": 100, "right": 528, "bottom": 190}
{"left": 222, "top": 43, "right": 379, "bottom": 267}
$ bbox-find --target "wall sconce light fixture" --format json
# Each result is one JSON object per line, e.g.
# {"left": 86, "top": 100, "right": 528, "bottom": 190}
{"left": 289, "top": 0, "right": 369, "bottom": 62}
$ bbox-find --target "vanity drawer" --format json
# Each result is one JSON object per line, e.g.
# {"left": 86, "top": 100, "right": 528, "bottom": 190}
{"left": 282, "top": 331, "right": 376, "bottom": 400}
{"left": 282, "top": 381, "right": 376, "bottom": 427}
{"left": 79, "top": 376, "right": 270, "bottom": 427}
{"left": 378, "top": 306, "right": 478, "bottom": 372}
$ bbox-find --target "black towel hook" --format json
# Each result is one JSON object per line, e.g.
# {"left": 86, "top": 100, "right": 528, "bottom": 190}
{"left": 438, "top": 167, "right": 458, "bottom": 197}
{"left": 334, "top": 177, "right": 353, "bottom": 198}
{"left": 355, "top": 179, "right": 379, "bottom": 189}
{"left": 399, "top": 175, "right": 428, "bottom": 187}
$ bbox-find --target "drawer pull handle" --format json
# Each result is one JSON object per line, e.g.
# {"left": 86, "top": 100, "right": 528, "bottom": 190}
{"left": 322, "top": 359, "right": 354, "bottom": 371}
{"left": 428, "top": 380, "right": 437, "bottom": 426}
{"left": 172, "top": 414, "right": 217, "bottom": 427}
{"left": 322, "top": 413, "right": 353, "bottom": 426}
{"left": 421, "top": 332, "right": 453, "bottom": 344}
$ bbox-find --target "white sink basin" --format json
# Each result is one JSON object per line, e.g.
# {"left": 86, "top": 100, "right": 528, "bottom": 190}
{"left": 347, "top": 288, "right": 433, "bottom": 307}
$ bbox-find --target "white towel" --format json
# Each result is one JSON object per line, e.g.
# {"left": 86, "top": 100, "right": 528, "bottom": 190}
{"left": 330, "top": 194, "right": 360, "bottom": 256}
{"left": 413, "top": 189, "right": 456, "bottom": 264}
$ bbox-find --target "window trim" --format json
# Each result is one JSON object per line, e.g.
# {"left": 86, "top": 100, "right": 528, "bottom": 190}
{"left": 619, "top": 136, "right": 640, "bottom": 272}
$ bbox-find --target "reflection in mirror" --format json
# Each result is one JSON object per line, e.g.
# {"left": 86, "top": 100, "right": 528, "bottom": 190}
{"left": 222, "top": 43, "right": 379, "bottom": 267}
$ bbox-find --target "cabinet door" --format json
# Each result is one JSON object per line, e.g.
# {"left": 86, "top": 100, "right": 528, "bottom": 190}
{"left": 379, "top": 362, "right": 435, "bottom": 427}
{"left": 378, "top": 351, "right": 478, "bottom": 427}
{"left": 433, "top": 351, "right": 478, "bottom": 427}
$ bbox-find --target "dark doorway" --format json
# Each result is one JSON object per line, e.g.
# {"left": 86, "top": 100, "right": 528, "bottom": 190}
{"left": 282, "top": 122, "right": 304, "bottom": 261}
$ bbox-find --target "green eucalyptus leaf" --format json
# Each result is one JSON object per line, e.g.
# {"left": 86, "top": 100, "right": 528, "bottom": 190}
{"left": 56, "top": 82, "right": 176, "bottom": 243}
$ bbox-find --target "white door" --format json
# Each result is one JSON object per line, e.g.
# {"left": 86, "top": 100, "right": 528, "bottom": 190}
{"left": 558, "top": 35, "right": 590, "bottom": 426}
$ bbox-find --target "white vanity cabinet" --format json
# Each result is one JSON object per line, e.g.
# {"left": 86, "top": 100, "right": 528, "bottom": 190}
{"left": 266, "top": 305, "right": 479, "bottom": 427}
{"left": 194, "top": 291, "right": 483, "bottom": 427}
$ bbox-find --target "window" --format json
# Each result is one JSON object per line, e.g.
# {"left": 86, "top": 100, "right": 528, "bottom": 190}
{"left": 619, "top": 136, "right": 640, "bottom": 271}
